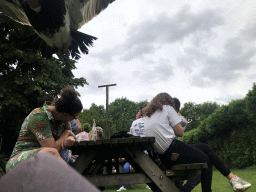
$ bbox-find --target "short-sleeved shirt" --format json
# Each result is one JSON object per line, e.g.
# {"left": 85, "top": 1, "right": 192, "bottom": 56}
{"left": 130, "top": 118, "right": 146, "bottom": 137}
{"left": 144, "top": 105, "right": 182, "bottom": 154}
{"left": 6, "top": 103, "right": 70, "bottom": 171}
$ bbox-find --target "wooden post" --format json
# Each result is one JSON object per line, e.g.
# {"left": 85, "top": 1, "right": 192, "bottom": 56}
{"left": 98, "top": 84, "right": 117, "bottom": 139}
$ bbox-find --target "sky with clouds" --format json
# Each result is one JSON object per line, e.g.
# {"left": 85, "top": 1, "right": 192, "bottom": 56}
{"left": 73, "top": 0, "right": 256, "bottom": 109}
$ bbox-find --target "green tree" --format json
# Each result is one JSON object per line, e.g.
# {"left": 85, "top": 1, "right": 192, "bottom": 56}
{"left": 0, "top": 14, "right": 87, "bottom": 156}
{"left": 108, "top": 98, "right": 148, "bottom": 132}
{"left": 78, "top": 103, "right": 117, "bottom": 136}
{"left": 180, "top": 101, "right": 220, "bottom": 131}
{"left": 245, "top": 83, "right": 256, "bottom": 125}
{"left": 79, "top": 100, "right": 148, "bottom": 136}
{"left": 79, "top": 103, "right": 106, "bottom": 133}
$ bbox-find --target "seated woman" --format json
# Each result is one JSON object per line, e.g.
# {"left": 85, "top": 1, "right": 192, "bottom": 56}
{"left": 6, "top": 86, "right": 83, "bottom": 171}
{"left": 143, "top": 93, "right": 251, "bottom": 192}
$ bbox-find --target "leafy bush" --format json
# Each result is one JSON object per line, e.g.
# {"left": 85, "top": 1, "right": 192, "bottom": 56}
{"left": 0, "top": 153, "right": 8, "bottom": 177}
{"left": 181, "top": 84, "right": 256, "bottom": 168}
{"left": 245, "top": 83, "right": 256, "bottom": 124}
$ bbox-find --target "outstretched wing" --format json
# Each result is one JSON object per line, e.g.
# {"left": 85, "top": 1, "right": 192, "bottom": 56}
{"left": 68, "top": 0, "right": 115, "bottom": 30}
{"left": 0, "top": 0, "right": 31, "bottom": 25}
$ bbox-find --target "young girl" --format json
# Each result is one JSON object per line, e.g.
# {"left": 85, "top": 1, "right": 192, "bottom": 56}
{"left": 143, "top": 93, "right": 251, "bottom": 192}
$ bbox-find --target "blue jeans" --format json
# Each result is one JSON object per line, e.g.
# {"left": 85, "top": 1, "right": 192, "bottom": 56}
{"left": 60, "top": 147, "right": 73, "bottom": 165}
{"left": 122, "top": 162, "right": 130, "bottom": 188}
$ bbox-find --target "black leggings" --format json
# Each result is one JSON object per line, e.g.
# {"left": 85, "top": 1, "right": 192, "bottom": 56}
{"left": 159, "top": 139, "right": 231, "bottom": 192}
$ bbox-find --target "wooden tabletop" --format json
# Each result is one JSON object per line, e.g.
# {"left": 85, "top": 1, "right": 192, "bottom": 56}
{"left": 69, "top": 136, "right": 156, "bottom": 155}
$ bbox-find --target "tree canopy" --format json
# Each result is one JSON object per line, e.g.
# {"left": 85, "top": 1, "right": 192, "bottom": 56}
{"left": 180, "top": 101, "right": 220, "bottom": 131}
{"left": 0, "top": 13, "right": 87, "bottom": 156}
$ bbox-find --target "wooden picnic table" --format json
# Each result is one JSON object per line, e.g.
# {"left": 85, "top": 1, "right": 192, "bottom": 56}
{"left": 69, "top": 137, "right": 207, "bottom": 192}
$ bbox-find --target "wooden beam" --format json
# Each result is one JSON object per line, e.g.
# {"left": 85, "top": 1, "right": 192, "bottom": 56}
{"left": 72, "top": 152, "right": 96, "bottom": 174}
{"left": 98, "top": 83, "right": 117, "bottom": 139}
{"left": 126, "top": 147, "right": 180, "bottom": 192}
{"left": 85, "top": 173, "right": 152, "bottom": 187}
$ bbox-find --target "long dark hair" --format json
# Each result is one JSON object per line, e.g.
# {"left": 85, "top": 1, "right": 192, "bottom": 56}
{"left": 137, "top": 103, "right": 148, "bottom": 118}
{"left": 173, "top": 97, "right": 180, "bottom": 113}
{"left": 55, "top": 86, "right": 83, "bottom": 116}
{"left": 143, "top": 93, "right": 175, "bottom": 117}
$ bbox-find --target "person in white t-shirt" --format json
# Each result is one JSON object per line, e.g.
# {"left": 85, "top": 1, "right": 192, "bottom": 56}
{"left": 143, "top": 93, "right": 251, "bottom": 192}
{"left": 117, "top": 104, "right": 149, "bottom": 192}
{"left": 130, "top": 104, "right": 148, "bottom": 137}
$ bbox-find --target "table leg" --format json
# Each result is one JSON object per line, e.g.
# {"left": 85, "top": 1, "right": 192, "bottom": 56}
{"left": 125, "top": 147, "right": 180, "bottom": 192}
{"left": 73, "top": 152, "right": 96, "bottom": 174}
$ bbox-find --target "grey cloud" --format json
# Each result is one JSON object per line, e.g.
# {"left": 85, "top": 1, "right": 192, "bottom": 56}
{"left": 177, "top": 47, "right": 206, "bottom": 73}
{"left": 90, "top": 45, "right": 124, "bottom": 63}
{"left": 181, "top": 32, "right": 256, "bottom": 89}
{"left": 121, "top": 44, "right": 156, "bottom": 61}
{"left": 241, "top": 21, "right": 256, "bottom": 41}
{"left": 79, "top": 70, "right": 115, "bottom": 95}
{"left": 126, "top": 6, "right": 224, "bottom": 45}
{"left": 190, "top": 77, "right": 212, "bottom": 88}
{"left": 215, "top": 93, "right": 245, "bottom": 104}
{"left": 90, "top": 51, "right": 114, "bottom": 63}
{"left": 93, "top": 5, "right": 224, "bottom": 63}
{"left": 139, "top": 59, "right": 174, "bottom": 83}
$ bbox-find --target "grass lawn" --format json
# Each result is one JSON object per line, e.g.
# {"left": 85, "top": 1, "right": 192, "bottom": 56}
{"left": 104, "top": 169, "right": 255, "bottom": 192}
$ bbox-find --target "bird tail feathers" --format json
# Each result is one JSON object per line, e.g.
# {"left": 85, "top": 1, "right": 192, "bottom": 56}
{"left": 69, "top": 30, "right": 97, "bottom": 60}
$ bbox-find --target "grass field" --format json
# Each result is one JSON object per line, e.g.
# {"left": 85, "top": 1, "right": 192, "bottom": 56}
{"left": 103, "top": 169, "right": 256, "bottom": 192}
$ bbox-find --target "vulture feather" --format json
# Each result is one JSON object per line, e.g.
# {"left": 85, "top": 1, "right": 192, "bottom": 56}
{"left": 0, "top": 0, "right": 116, "bottom": 59}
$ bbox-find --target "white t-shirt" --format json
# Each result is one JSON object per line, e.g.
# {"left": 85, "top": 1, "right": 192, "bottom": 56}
{"left": 130, "top": 118, "right": 146, "bottom": 137}
{"left": 144, "top": 105, "right": 182, "bottom": 154}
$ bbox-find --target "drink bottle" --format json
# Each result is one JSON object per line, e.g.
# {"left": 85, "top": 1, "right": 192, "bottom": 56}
{"left": 91, "top": 120, "right": 97, "bottom": 141}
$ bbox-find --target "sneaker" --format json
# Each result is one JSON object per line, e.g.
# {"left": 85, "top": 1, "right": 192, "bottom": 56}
{"left": 117, "top": 186, "right": 126, "bottom": 191}
{"left": 146, "top": 185, "right": 151, "bottom": 190}
{"left": 237, "top": 177, "right": 251, "bottom": 190}
{"left": 230, "top": 177, "right": 245, "bottom": 191}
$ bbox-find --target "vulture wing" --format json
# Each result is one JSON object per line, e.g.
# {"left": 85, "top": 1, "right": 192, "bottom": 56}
{"left": 0, "top": 0, "right": 30, "bottom": 25}
{"left": 68, "top": 0, "right": 115, "bottom": 30}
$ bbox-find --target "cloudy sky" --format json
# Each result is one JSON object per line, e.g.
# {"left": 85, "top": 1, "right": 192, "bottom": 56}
{"left": 73, "top": 0, "right": 256, "bottom": 109}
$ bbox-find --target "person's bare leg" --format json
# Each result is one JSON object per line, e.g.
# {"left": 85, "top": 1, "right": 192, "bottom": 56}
{"left": 38, "top": 148, "right": 65, "bottom": 162}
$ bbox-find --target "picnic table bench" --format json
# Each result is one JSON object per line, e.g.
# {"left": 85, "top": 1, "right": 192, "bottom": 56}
{"left": 69, "top": 137, "right": 207, "bottom": 192}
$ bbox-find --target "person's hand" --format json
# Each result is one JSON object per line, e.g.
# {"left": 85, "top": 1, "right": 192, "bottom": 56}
{"left": 88, "top": 131, "right": 91, "bottom": 141}
{"left": 178, "top": 112, "right": 183, "bottom": 117}
{"left": 63, "top": 130, "right": 77, "bottom": 140}
{"left": 63, "top": 136, "right": 76, "bottom": 147}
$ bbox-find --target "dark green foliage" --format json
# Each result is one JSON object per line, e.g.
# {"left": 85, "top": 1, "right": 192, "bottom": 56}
{"left": 207, "top": 127, "right": 256, "bottom": 168}
{"left": 205, "top": 99, "right": 249, "bottom": 136}
{"left": 0, "top": 153, "right": 8, "bottom": 177}
{"left": 78, "top": 103, "right": 116, "bottom": 136}
{"left": 180, "top": 102, "right": 220, "bottom": 131}
{"left": 108, "top": 98, "right": 148, "bottom": 132}
{"left": 181, "top": 84, "right": 256, "bottom": 168}
{"left": 245, "top": 83, "right": 256, "bottom": 124}
{"left": 0, "top": 13, "right": 87, "bottom": 156}
{"left": 78, "top": 99, "right": 148, "bottom": 135}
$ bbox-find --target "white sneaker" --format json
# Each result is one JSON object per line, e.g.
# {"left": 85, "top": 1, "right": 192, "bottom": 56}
{"left": 237, "top": 177, "right": 251, "bottom": 191}
{"left": 230, "top": 177, "right": 245, "bottom": 191}
{"left": 117, "top": 186, "right": 126, "bottom": 191}
{"left": 146, "top": 185, "right": 151, "bottom": 190}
